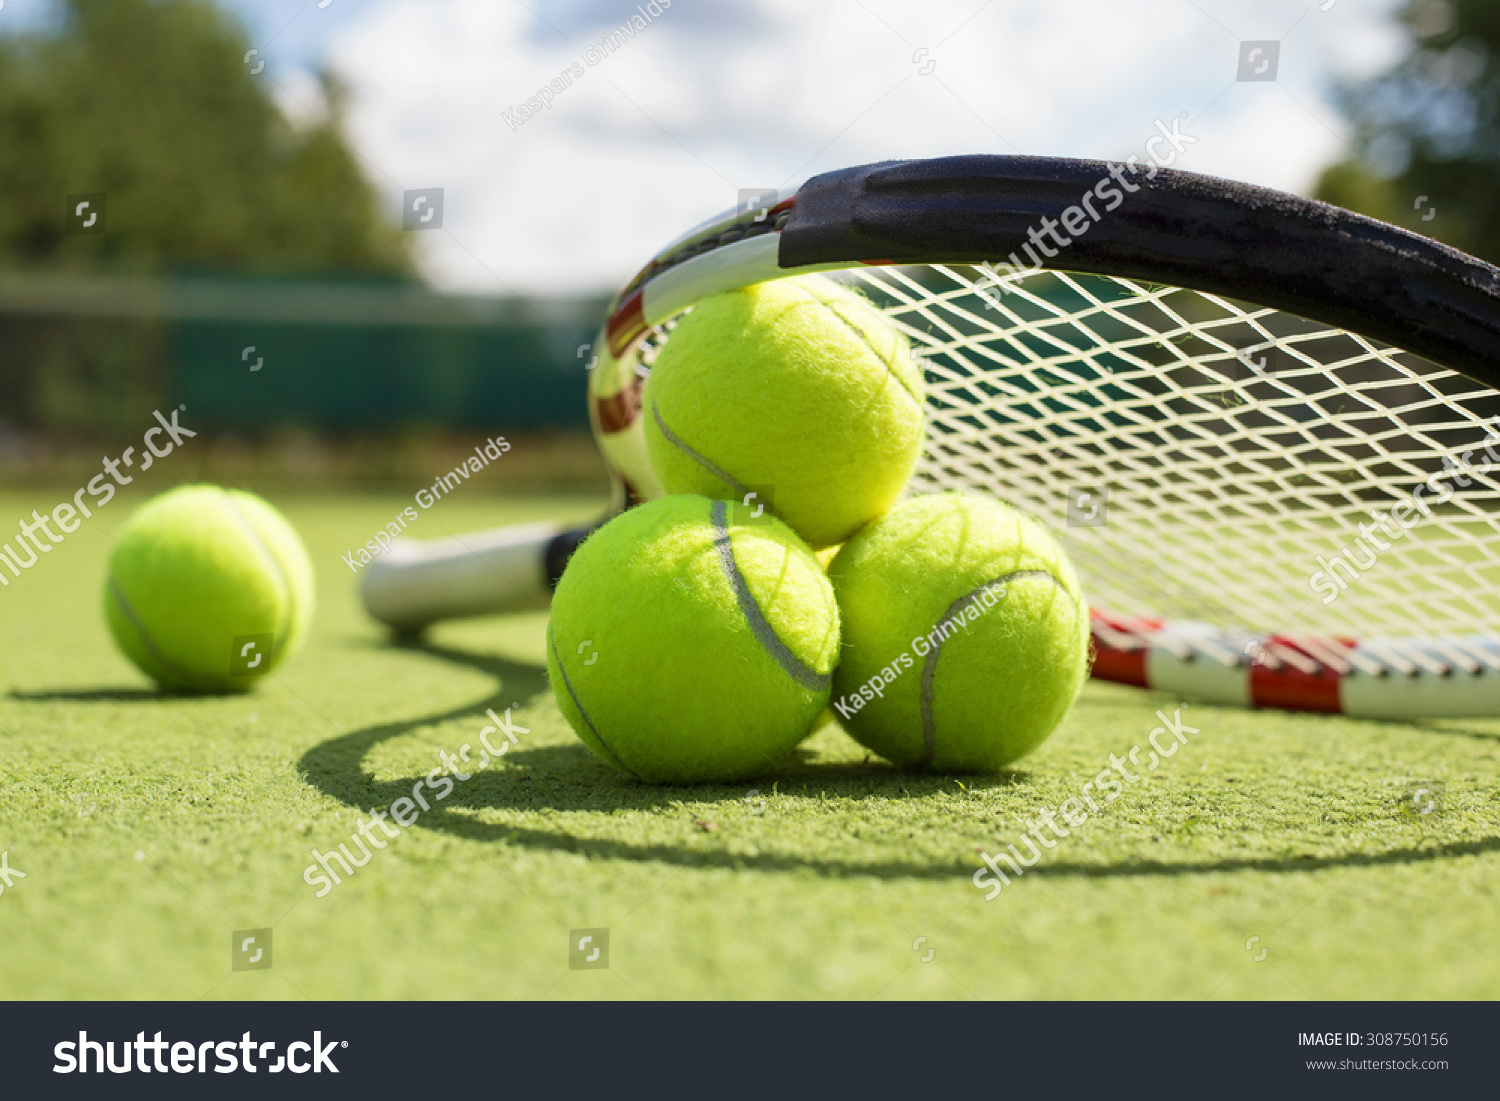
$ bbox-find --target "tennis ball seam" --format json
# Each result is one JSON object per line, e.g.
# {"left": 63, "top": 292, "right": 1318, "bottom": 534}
{"left": 105, "top": 577, "right": 199, "bottom": 682}
{"left": 915, "top": 569, "right": 1083, "bottom": 768}
{"left": 548, "top": 626, "right": 638, "bottom": 778}
{"left": 221, "top": 492, "right": 294, "bottom": 656}
{"left": 780, "top": 280, "right": 923, "bottom": 409}
{"left": 649, "top": 398, "right": 750, "bottom": 503}
{"left": 709, "top": 498, "right": 832, "bottom": 691}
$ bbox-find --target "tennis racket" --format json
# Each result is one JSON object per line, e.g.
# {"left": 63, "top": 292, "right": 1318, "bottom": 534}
{"left": 361, "top": 154, "right": 1500, "bottom": 720}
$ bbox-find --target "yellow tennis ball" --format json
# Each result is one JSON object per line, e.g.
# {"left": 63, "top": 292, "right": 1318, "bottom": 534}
{"left": 104, "top": 485, "right": 315, "bottom": 692}
{"left": 643, "top": 274, "right": 925, "bottom": 548}
{"left": 828, "top": 492, "right": 1089, "bottom": 771}
{"left": 547, "top": 494, "right": 839, "bottom": 783}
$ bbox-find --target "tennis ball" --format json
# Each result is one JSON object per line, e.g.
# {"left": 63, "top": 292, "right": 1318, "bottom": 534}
{"left": 643, "top": 274, "right": 925, "bottom": 548}
{"left": 104, "top": 485, "right": 315, "bottom": 693}
{"left": 547, "top": 494, "right": 839, "bottom": 783}
{"left": 828, "top": 492, "right": 1089, "bottom": 771}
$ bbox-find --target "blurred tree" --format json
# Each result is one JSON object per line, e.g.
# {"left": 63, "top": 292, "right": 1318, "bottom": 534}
{"left": 1314, "top": 0, "right": 1500, "bottom": 264}
{"left": 0, "top": 0, "right": 414, "bottom": 441}
{"left": 0, "top": 0, "right": 412, "bottom": 276}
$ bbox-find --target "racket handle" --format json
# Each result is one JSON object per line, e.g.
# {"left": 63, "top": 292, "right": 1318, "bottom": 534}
{"left": 360, "top": 521, "right": 598, "bottom": 632}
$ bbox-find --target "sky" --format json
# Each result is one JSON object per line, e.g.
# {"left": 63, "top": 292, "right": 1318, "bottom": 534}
{"left": 190, "top": 0, "right": 1411, "bottom": 295}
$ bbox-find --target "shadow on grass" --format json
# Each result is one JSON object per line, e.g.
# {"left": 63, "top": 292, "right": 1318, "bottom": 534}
{"left": 9, "top": 686, "right": 174, "bottom": 701}
{"left": 293, "top": 638, "right": 1500, "bottom": 883}
{"left": 1410, "top": 721, "right": 1500, "bottom": 744}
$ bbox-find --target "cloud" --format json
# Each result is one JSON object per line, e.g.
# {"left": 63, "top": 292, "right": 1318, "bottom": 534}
{"left": 327, "top": 0, "right": 1404, "bottom": 295}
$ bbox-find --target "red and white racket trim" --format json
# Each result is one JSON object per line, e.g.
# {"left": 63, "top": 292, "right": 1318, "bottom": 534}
{"left": 603, "top": 222, "right": 857, "bottom": 359}
{"left": 593, "top": 209, "right": 797, "bottom": 506}
{"left": 1090, "top": 609, "right": 1500, "bottom": 719}
{"left": 589, "top": 199, "right": 851, "bottom": 507}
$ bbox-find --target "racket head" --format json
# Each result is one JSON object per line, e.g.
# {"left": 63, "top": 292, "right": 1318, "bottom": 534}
{"left": 586, "top": 156, "right": 1500, "bottom": 717}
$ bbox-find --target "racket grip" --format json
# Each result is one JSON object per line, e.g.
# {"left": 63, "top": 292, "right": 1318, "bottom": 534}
{"left": 360, "top": 521, "right": 596, "bottom": 632}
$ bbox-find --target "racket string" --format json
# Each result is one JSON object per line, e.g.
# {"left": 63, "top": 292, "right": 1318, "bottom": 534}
{"left": 847, "top": 265, "right": 1500, "bottom": 661}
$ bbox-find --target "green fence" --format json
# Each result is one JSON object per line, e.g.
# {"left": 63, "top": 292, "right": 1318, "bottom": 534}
{"left": 0, "top": 273, "right": 606, "bottom": 433}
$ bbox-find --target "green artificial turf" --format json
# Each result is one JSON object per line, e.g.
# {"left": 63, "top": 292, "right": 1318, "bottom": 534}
{"left": 2, "top": 486, "right": 1499, "bottom": 1000}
